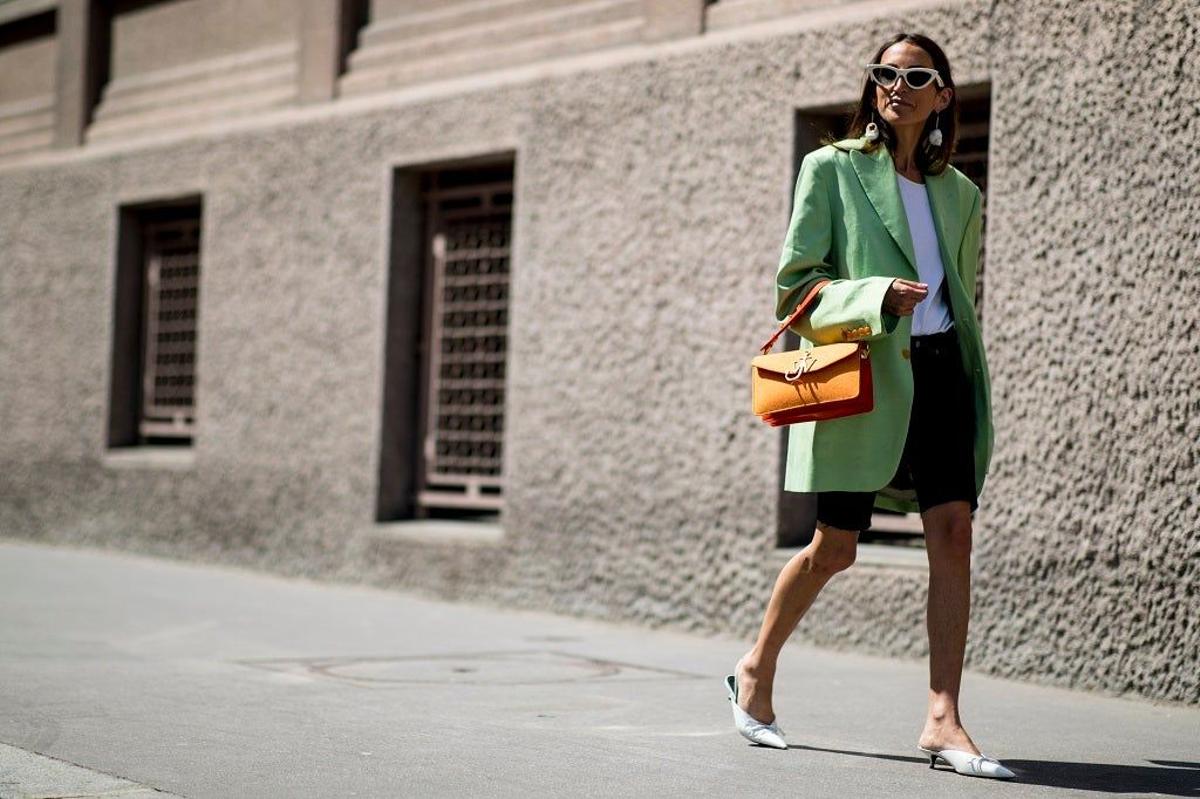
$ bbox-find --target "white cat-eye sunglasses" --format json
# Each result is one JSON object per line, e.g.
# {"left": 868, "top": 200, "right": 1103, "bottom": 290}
{"left": 865, "top": 64, "right": 945, "bottom": 90}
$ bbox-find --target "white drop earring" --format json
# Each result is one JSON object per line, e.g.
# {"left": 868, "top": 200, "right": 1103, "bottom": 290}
{"left": 864, "top": 121, "right": 880, "bottom": 142}
{"left": 927, "top": 111, "right": 943, "bottom": 147}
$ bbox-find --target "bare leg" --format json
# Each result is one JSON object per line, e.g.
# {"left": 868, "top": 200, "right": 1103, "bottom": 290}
{"left": 735, "top": 523, "right": 859, "bottom": 724}
{"left": 918, "top": 500, "right": 981, "bottom": 754}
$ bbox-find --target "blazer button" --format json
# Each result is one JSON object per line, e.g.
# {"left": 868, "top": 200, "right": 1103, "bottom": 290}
{"left": 902, "top": 348, "right": 910, "bottom": 359}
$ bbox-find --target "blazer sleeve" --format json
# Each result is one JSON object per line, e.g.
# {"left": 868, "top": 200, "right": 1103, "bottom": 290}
{"left": 957, "top": 186, "right": 983, "bottom": 306}
{"left": 775, "top": 153, "right": 899, "bottom": 345}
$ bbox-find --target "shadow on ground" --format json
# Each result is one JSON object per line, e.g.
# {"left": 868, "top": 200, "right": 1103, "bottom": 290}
{"left": 789, "top": 745, "right": 1200, "bottom": 795}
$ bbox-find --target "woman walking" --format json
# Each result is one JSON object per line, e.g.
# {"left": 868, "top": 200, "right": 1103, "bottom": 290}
{"left": 725, "top": 33, "right": 1014, "bottom": 780}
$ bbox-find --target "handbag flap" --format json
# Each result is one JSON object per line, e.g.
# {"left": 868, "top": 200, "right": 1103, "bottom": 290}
{"left": 751, "top": 343, "right": 861, "bottom": 377}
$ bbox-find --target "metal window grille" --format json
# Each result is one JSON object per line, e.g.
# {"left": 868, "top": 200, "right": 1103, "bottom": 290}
{"left": 416, "top": 172, "right": 512, "bottom": 513}
{"left": 139, "top": 217, "right": 200, "bottom": 439}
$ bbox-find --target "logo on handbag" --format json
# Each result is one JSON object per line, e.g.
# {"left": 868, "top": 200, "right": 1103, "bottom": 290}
{"left": 784, "top": 352, "right": 817, "bottom": 382}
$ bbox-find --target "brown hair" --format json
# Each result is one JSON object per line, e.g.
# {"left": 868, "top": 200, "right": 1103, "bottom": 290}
{"left": 821, "top": 32, "right": 959, "bottom": 175}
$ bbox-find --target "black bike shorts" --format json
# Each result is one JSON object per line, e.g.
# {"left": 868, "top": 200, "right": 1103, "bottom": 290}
{"left": 815, "top": 324, "right": 979, "bottom": 533}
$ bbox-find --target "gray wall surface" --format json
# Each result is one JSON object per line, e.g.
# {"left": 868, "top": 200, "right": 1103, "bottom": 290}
{"left": 0, "top": 0, "right": 1197, "bottom": 706}
{"left": 0, "top": 12, "right": 54, "bottom": 101}
{"left": 107, "top": 0, "right": 299, "bottom": 78}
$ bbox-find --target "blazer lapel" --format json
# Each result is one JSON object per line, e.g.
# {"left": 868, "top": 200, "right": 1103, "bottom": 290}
{"left": 844, "top": 138, "right": 967, "bottom": 281}
{"left": 923, "top": 169, "right": 965, "bottom": 277}
{"left": 849, "top": 141, "right": 918, "bottom": 277}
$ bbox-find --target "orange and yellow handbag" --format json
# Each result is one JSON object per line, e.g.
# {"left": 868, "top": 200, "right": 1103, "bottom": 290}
{"left": 751, "top": 278, "right": 874, "bottom": 427}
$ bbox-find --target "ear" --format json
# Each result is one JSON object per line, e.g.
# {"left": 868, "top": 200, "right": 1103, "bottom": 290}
{"left": 935, "top": 87, "right": 954, "bottom": 113}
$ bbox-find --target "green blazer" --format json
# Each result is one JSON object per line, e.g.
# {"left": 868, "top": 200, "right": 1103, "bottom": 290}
{"left": 775, "top": 135, "right": 992, "bottom": 514}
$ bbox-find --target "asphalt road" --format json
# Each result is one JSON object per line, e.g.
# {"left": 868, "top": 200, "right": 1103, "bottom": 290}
{"left": 1, "top": 538, "right": 1197, "bottom": 798}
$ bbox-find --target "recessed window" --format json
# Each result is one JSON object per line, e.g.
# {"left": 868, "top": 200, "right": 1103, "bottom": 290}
{"left": 377, "top": 160, "right": 513, "bottom": 524}
{"left": 109, "top": 199, "right": 203, "bottom": 449}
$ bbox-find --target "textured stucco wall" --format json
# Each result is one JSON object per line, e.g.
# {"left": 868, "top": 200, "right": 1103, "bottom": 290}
{"left": 967, "top": 0, "right": 1200, "bottom": 704}
{"left": 0, "top": 0, "right": 1196, "bottom": 705}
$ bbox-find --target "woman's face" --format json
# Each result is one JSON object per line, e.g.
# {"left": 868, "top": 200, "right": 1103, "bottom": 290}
{"left": 872, "top": 42, "right": 952, "bottom": 130}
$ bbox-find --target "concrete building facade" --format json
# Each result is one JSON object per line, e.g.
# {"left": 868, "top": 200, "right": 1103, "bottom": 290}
{"left": 1, "top": 0, "right": 1196, "bottom": 706}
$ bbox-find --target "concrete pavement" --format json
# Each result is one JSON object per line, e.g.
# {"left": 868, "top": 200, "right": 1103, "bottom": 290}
{"left": 0, "top": 538, "right": 1197, "bottom": 798}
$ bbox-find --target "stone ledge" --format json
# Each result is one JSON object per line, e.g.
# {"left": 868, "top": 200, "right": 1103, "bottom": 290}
{"left": 773, "top": 542, "right": 929, "bottom": 571}
{"left": 870, "top": 512, "right": 926, "bottom": 535}
{"left": 101, "top": 446, "right": 196, "bottom": 471}
{"left": 369, "top": 518, "right": 505, "bottom": 547}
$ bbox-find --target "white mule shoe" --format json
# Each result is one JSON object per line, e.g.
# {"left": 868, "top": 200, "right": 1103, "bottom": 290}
{"left": 919, "top": 746, "right": 1016, "bottom": 779}
{"left": 724, "top": 674, "right": 787, "bottom": 749}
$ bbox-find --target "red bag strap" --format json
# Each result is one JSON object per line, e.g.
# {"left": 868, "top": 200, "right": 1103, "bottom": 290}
{"left": 758, "top": 278, "right": 831, "bottom": 355}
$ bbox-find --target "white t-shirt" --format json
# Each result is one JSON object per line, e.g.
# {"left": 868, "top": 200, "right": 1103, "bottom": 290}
{"left": 896, "top": 173, "right": 954, "bottom": 335}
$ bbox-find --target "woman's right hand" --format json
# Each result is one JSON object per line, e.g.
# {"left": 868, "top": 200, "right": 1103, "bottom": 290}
{"left": 883, "top": 278, "right": 929, "bottom": 316}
